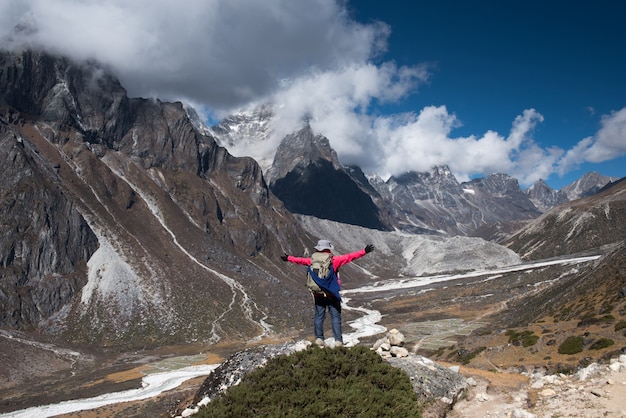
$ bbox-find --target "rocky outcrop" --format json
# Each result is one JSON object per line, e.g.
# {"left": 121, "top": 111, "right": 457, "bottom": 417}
{"left": 525, "top": 179, "right": 568, "bottom": 212}
{"left": 387, "top": 356, "right": 467, "bottom": 418}
{"left": 194, "top": 340, "right": 311, "bottom": 404}
{"left": 189, "top": 340, "right": 467, "bottom": 418}
{"left": 0, "top": 49, "right": 133, "bottom": 144}
{"left": 372, "top": 328, "right": 468, "bottom": 417}
{"left": 0, "top": 116, "right": 98, "bottom": 328}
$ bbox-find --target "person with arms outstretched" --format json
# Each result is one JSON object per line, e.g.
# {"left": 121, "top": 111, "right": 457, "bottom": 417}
{"left": 281, "top": 239, "right": 374, "bottom": 348}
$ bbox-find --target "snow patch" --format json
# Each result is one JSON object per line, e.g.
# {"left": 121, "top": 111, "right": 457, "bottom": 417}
{"left": 565, "top": 211, "right": 595, "bottom": 241}
{"left": 81, "top": 237, "right": 141, "bottom": 304}
{"left": 81, "top": 237, "right": 156, "bottom": 318}
{"left": 345, "top": 255, "right": 601, "bottom": 294}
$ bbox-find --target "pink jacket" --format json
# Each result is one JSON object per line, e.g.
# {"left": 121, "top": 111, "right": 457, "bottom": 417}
{"left": 287, "top": 249, "right": 367, "bottom": 285}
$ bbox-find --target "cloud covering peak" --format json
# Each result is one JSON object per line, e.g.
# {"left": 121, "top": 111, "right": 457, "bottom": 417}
{"left": 2, "top": 0, "right": 390, "bottom": 109}
{"left": 1, "top": 0, "right": 624, "bottom": 187}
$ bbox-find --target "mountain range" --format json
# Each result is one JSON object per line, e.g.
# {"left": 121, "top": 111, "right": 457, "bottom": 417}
{"left": 0, "top": 47, "right": 621, "bottom": 354}
{"left": 213, "top": 107, "right": 617, "bottom": 235}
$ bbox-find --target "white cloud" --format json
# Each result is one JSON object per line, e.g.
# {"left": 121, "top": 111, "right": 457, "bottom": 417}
{"left": 267, "top": 62, "right": 430, "bottom": 160}
{"left": 558, "top": 108, "right": 626, "bottom": 174}
{"left": 365, "top": 106, "right": 557, "bottom": 184}
{"left": 268, "top": 96, "right": 556, "bottom": 185}
{"left": 1, "top": 0, "right": 390, "bottom": 110}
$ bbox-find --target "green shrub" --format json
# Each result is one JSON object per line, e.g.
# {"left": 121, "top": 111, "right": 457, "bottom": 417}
{"left": 197, "top": 346, "right": 421, "bottom": 417}
{"left": 615, "top": 321, "right": 626, "bottom": 332}
{"left": 599, "top": 304, "right": 614, "bottom": 314}
{"left": 506, "top": 330, "right": 539, "bottom": 347}
{"left": 558, "top": 336, "right": 584, "bottom": 355}
{"left": 589, "top": 338, "right": 614, "bottom": 350}
{"left": 600, "top": 315, "right": 615, "bottom": 323}
{"left": 455, "top": 347, "right": 486, "bottom": 365}
{"left": 556, "top": 364, "right": 575, "bottom": 375}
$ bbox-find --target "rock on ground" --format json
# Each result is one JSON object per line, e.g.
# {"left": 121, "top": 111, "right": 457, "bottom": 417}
{"left": 449, "top": 356, "right": 626, "bottom": 418}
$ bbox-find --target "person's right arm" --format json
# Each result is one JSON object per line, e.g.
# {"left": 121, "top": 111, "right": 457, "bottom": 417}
{"left": 332, "top": 244, "right": 374, "bottom": 269}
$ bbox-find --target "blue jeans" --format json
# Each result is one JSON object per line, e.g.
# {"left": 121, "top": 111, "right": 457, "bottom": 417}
{"left": 314, "top": 296, "right": 343, "bottom": 343}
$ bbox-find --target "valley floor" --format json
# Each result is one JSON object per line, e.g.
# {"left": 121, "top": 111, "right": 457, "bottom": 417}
{"left": 2, "top": 253, "right": 625, "bottom": 417}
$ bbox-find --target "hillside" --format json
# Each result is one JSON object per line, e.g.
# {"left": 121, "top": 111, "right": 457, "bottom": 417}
{"left": 424, "top": 182, "right": 626, "bottom": 383}
{"left": 503, "top": 179, "right": 626, "bottom": 260}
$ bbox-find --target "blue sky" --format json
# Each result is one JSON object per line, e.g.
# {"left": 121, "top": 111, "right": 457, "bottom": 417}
{"left": 350, "top": 0, "right": 626, "bottom": 189}
{"left": 2, "top": 0, "right": 624, "bottom": 190}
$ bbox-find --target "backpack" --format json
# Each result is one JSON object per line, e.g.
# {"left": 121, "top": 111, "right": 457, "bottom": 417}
{"left": 307, "top": 252, "right": 341, "bottom": 300}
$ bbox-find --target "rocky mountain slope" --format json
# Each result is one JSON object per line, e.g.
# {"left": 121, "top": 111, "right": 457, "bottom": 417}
{"left": 267, "top": 124, "right": 390, "bottom": 230}
{"left": 504, "top": 178, "right": 626, "bottom": 260}
{"left": 562, "top": 171, "right": 620, "bottom": 201}
{"left": 495, "top": 178, "right": 626, "bottom": 329}
{"left": 525, "top": 172, "right": 618, "bottom": 213}
{"left": 0, "top": 48, "right": 319, "bottom": 348}
{"left": 375, "top": 168, "right": 542, "bottom": 235}
{"left": 525, "top": 178, "right": 569, "bottom": 212}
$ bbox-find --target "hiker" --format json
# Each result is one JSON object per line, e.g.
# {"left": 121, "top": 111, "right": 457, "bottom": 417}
{"left": 281, "top": 239, "right": 374, "bottom": 348}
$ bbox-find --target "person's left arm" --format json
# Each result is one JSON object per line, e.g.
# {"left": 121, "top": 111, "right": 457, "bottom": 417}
{"left": 332, "top": 245, "right": 374, "bottom": 270}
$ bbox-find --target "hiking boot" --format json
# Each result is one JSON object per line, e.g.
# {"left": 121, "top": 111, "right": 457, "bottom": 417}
{"left": 334, "top": 340, "right": 343, "bottom": 348}
{"left": 315, "top": 338, "right": 325, "bottom": 348}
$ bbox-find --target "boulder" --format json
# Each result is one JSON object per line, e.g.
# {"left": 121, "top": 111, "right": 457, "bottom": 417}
{"left": 388, "top": 328, "right": 405, "bottom": 346}
{"left": 194, "top": 340, "right": 310, "bottom": 403}
{"left": 386, "top": 354, "right": 467, "bottom": 418}
{"left": 385, "top": 354, "right": 467, "bottom": 400}
{"left": 390, "top": 346, "right": 410, "bottom": 358}
{"left": 373, "top": 328, "right": 407, "bottom": 357}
